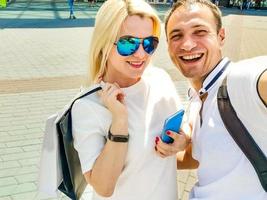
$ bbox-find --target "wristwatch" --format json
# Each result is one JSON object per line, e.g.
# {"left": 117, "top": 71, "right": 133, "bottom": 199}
{"left": 108, "top": 130, "right": 129, "bottom": 143}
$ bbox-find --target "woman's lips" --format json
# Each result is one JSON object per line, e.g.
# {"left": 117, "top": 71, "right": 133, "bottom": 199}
{"left": 127, "top": 61, "right": 144, "bottom": 68}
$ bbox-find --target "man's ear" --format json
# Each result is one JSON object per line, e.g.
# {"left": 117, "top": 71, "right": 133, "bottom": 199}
{"left": 218, "top": 27, "right": 225, "bottom": 46}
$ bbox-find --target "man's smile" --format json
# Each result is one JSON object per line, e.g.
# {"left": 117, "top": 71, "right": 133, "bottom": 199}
{"left": 180, "top": 53, "right": 204, "bottom": 62}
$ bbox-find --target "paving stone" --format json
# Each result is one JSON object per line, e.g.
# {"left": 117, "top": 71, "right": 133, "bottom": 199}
{"left": 0, "top": 147, "right": 24, "bottom": 156}
{"left": 178, "top": 181, "right": 186, "bottom": 200}
{"left": 9, "top": 119, "right": 41, "bottom": 127}
{"left": 0, "top": 166, "right": 38, "bottom": 178}
{"left": 0, "top": 118, "right": 13, "bottom": 124}
{"left": 25, "top": 123, "right": 44, "bottom": 129}
{"left": 0, "top": 183, "right": 36, "bottom": 197}
{"left": 24, "top": 133, "right": 43, "bottom": 140}
{"left": 8, "top": 128, "right": 42, "bottom": 136}
{"left": 0, "top": 126, "right": 27, "bottom": 132}
{"left": 0, "top": 151, "right": 40, "bottom": 162}
{"left": 185, "top": 175, "right": 197, "bottom": 192}
{"left": 0, "top": 197, "right": 12, "bottom": 200}
{"left": 178, "top": 169, "right": 191, "bottom": 184}
{"left": 18, "top": 157, "right": 40, "bottom": 167}
{"left": 0, "top": 135, "right": 25, "bottom": 143}
{"left": 22, "top": 144, "right": 42, "bottom": 152}
{"left": 0, "top": 177, "right": 17, "bottom": 187}
{"left": 15, "top": 173, "right": 37, "bottom": 184}
{"left": 6, "top": 139, "right": 42, "bottom": 148}
{"left": 0, "top": 161, "right": 21, "bottom": 170}
{"left": 0, "top": 132, "right": 9, "bottom": 137}
{"left": 181, "top": 191, "right": 190, "bottom": 200}
{"left": 11, "top": 191, "right": 38, "bottom": 200}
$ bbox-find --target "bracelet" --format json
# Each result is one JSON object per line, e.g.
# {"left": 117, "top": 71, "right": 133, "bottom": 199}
{"left": 108, "top": 130, "right": 129, "bottom": 143}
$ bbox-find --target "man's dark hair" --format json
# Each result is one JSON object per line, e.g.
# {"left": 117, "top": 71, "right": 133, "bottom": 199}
{"left": 165, "top": 0, "right": 222, "bottom": 36}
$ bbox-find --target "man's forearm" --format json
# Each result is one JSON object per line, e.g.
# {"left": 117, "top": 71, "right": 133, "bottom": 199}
{"left": 177, "top": 143, "right": 199, "bottom": 169}
{"left": 258, "top": 70, "right": 267, "bottom": 106}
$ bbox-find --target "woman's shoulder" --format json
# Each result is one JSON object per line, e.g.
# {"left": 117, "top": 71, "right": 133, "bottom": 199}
{"left": 72, "top": 85, "right": 102, "bottom": 114}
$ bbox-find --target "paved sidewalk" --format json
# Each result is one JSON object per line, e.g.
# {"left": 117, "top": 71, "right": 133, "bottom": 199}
{"left": 0, "top": 1, "right": 267, "bottom": 200}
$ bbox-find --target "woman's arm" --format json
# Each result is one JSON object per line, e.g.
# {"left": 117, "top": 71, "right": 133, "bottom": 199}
{"left": 84, "top": 83, "right": 129, "bottom": 197}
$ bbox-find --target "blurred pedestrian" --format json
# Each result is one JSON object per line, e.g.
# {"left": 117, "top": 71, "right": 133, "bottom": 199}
{"left": 88, "top": 0, "right": 96, "bottom": 6}
{"left": 68, "top": 0, "right": 76, "bottom": 19}
{"left": 170, "top": 0, "right": 174, "bottom": 7}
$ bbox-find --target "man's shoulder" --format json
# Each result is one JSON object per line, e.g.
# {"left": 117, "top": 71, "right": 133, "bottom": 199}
{"left": 228, "top": 56, "right": 267, "bottom": 80}
{"left": 225, "top": 56, "right": 267, "bottom": 116}
{"left": 231, "top": 56, "right": 267, "bottom": 70}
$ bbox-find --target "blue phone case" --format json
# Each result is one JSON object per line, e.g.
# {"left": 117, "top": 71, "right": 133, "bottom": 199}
{"left": 160, "top": 109, "right": 184, "bottom": 144}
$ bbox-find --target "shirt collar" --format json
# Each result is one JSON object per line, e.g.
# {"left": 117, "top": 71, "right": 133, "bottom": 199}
{"left": 199, "top": 57, "right": 230, "bottom": 96}
{"left": 188, "top": 57, "right": 231, "bottom": 99}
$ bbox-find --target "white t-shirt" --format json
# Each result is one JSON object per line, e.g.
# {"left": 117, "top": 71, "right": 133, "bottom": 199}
{"left": 72, "top": 67, "right": 183, "bottom": 200}
{"left": 189, "top": 57, "right": 267, "bottom": 200}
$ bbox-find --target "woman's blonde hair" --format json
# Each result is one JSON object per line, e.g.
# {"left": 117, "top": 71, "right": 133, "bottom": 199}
{"left": 87, "top": 0, "right": 161, "bottom": 85}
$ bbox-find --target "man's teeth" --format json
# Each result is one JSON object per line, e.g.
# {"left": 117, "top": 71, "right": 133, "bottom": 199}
{"left": 182, "top": 54, "right": 202, "bottom": 60}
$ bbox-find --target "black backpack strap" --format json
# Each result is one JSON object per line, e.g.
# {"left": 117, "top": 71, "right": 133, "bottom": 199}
{"left": 217, "top": 77, "right": 267, "bottom": 192}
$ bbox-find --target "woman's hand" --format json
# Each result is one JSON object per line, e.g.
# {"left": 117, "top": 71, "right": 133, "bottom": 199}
{"left": 100, "top": 82, "right": 128, "bottom": 134}
{"left": 100, "top": 83, "right": 127, "bottom": 117}
{"left": 155, "top": 129, "right": 190, "bottom": 158}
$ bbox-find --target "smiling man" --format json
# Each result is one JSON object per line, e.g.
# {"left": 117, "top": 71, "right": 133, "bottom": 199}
{"left": 165, "top": 0, "right": 267, "bottom": 199}
{"left": 166, "top": 0, "right": 225, "bottom": 90}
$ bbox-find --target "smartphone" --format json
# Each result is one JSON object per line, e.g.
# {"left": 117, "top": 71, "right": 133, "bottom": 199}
{"left": 160, "top": 109, "right": 184, "bottom": 144}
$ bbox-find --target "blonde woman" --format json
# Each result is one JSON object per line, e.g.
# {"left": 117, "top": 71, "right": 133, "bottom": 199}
{"left": 72, "top": 0, "right": 189, "bottom": 199}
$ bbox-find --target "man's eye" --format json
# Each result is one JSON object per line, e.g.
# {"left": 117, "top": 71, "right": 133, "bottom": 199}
{"left": 170, "top": 34, "right": 182, "bottom": 41}
{"left": 195, "top": 30, "right": 207, "bottom": 36}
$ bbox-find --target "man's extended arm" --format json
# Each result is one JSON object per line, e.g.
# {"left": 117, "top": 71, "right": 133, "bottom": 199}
{"left": 257, "top": 70, "right": 267, "bottom": 107}
{"left": 177, "top": 143, "right": 199, "bottom": 169}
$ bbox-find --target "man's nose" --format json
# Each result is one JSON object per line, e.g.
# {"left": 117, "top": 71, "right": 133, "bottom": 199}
{"left": 180, "top": 36, "right": 197, "bottom": 51}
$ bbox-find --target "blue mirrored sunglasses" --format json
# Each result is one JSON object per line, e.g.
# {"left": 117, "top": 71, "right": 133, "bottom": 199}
{"left": 114, "top": 36, "right": 159, "bottom": 56}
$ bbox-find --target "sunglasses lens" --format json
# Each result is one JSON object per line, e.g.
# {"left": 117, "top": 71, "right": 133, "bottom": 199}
{"left": 143, "top": 37, "right": 159, "bottom": 54}
{"left": 116, "top": 36, "right": 159, "bottom": 56}
{"left": 117, "top": 37, "right": 140, "bottom": 56}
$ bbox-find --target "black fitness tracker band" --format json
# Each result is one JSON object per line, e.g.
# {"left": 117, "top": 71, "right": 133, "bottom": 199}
{"left": 108, "top": 130, "right": 129, "bottom": 143}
